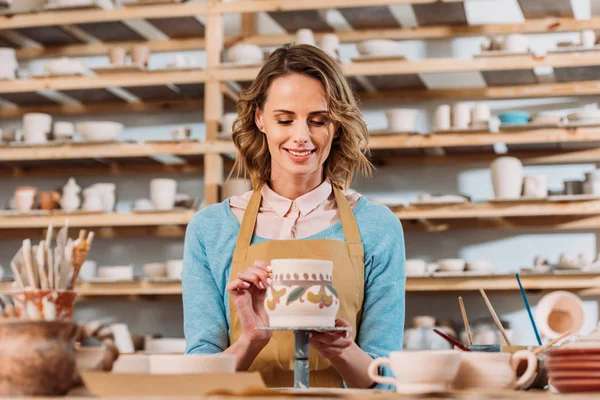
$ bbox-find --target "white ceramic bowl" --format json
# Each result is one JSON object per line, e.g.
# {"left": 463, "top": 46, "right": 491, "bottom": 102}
{"left": 143, "top": 262, "right": 166, "bottom": 278}
{"left": 149, "top": 354, "right": 236, "bottom": 374}
{"left": 405, "top": 259, "right": 427, "bottom": 277}
{"left": 166, "top": 259, "right": 183, "bottom": 279}
{"left": 97, "top": 265, "right": 134, "bottom": 280}
{"left": 466, "top": 260, "right": 495, "bottom": 273}
{"left": 226, "top": 44, "right": 264, "bottom": 65}
{"left": 356, "top": 39, "right": 398, "bottom": 57}
{"left": 44, "top": 57, "right": 85, "bottom": 76}
{"left": 145, "top": 338, "right": 186, "bottom": 354}
{"left": 76, "top": 121, "right": 123, "bottom": 142}
{"left": 438, "top": 259, "right": 466, "bottom": 272}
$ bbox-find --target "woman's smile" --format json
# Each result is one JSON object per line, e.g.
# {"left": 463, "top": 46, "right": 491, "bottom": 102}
{"left": 284, "top": 147, "right": 316, "bottom": 162}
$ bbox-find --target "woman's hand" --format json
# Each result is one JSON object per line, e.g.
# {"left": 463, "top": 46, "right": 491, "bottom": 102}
{"left": 309, "top": 318, "right": 354, "bottom": 359}
{"left": 226, "top": 260, "right": 273, "bottom": 345}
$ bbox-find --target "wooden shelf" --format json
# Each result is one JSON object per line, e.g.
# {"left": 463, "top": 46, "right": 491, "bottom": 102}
{"left": 3, "top": 273, "right": 600, "bottom": 297}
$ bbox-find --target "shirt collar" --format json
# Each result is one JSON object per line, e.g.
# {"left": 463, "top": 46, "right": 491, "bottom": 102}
{"left": 261, "top": 179, "right": 333, "bottom": 217}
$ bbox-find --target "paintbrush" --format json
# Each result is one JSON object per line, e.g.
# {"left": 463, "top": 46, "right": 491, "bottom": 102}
{"left": 479, "top": 288, "right": 512, "bottom": 346}
{"left": 458, "top": 296, "right": 473, "bottom": 346}
{"left": 433, "top": 328, "right": 472, "bottom": 351}
{"left": 21, "top": 239, "right": 37, "bottom": 289}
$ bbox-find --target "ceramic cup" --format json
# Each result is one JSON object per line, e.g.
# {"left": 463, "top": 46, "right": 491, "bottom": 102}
{"left": 385, "top": 109, "right": 418, "bottom": 132}
{"left": 502, "top": 34, "right": 528, "bottom": 53}
{"left": 132, "top": 45, "right": 150, "bottom": 68}
{"left": 166, "top": 260, "right": 183, "bottom": 280}
{"left": 109, "top": 47, "right": 127, "bottom": 66}
{"left": 490, "top": 157, "right": 524, "bottom": 200}
{"left": 23, "top": 113, "right": 52, "bottom": 144}
{"left": 368, "top": 350, "right": 461, "bottom": 394}
{"left": 295, "top": 28, "right": 316, "bottom": 46}
{"left": 53, "top": 121, "right": 74, "bottom": 140}
{"left": 12, "top": 290, "right": 77, "bottom": 321}
{"left": 149, "top": 354, "right": 236, "bottom": 374}
{"left": 220, "top": 113, "right": 238, "bottom": 137}
{"left": 221, "top": 178, "right": 252, "bottom": 201}
{"left": 564, "top": 180, "right": 584, "bottom": 195}
{"left": 265, "top": 259, "right": 339, "bottom": 328}
{"left": 14, "top": 186, "right": 37, "bottom": 212}
{"left": 171, "top": 125, "right": 191, "bottom": 141}
{"left": 319, "top": 33, "right": 340, "bottom": 59}
{"left": 523, "top": 175, "right": 548, "bottom": 198}
{"left": 536, "top": 291, "right": 585, "bottom": 339}
{"left": 472, "top": 102, "right": 491, "bottom": 126}
{"left": 434, "top": 105, "right": 451, "bottom": 131}
{"left": 453, "top": 351, "right": 537, "bottom": 390}
{"left": 452, "top": 103, "right": 471, "bottom": 129}
{"left": 150, "top": 178, "right": 177, "bottom": 210}
{"left": 0, "top": 48, "right": 18, "bottom": 80}
{"left": 581, "top": 30, "right": 596, "bottom": 48}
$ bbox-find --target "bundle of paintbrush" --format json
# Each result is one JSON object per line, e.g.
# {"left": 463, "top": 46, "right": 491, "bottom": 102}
{"left": 9, "top": 221, "right": 94, "bottom": 291}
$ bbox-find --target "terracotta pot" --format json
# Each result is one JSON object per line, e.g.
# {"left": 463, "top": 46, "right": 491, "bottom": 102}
{"left": 39, "top": 191, "right": 61, "bottom": 210}
{"left": 0, "top": 320, "right": 79, "bottom": 396}
{"left": 12, "top": 290, "right": 77, "bottom": 321}
{"left": 265, "top": 259, "right": 339, "bottom": 327}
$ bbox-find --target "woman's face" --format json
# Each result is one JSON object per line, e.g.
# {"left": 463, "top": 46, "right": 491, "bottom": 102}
{"left": 255, "top": 73, "right": 337, "bottom": 184}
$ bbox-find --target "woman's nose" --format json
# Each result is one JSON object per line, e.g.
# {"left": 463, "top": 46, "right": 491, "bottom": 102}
{"left": 292, "top": 121, "right": 310, "bottom": 143}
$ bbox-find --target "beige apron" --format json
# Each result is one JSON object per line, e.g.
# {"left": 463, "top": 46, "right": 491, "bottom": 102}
{"left": 229, "top": 186, "right": 365, "bottom": 388}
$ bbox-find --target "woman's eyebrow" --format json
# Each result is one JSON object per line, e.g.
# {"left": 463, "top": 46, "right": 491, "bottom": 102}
{"left": 273, "top": 109, "right": 294, "bottom": 114}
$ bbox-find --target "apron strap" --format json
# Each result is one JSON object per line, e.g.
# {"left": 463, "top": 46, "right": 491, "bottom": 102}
{"left": 332, "top": 186, "right": 364, "bottom": 258}
{"left": 232, "top": 189, "right": 262, "bottom": 264}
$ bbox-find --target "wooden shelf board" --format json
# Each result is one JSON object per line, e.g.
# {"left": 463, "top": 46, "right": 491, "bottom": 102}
{"left": 3, "top": 273, "right": 600, "bottom": 297}
{"left": 0, "top": 210, "right": 195, "bottom": 229}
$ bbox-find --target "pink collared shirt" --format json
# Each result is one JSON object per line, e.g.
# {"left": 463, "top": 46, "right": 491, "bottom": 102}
{"left": 229, "top": 180, "right": 360, "bottom": 240}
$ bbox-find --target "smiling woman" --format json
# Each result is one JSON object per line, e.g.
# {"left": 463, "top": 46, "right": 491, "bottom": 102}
{"left": 182, "top": 44, "right": 406, "bottom": 390}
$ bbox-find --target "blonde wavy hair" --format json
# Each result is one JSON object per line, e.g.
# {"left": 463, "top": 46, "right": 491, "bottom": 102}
{"left": 231, "top": 44, "right": 372, "bottom": 190}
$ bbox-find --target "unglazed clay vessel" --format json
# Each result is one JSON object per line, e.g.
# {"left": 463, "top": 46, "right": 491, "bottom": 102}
{"left": 0, "top": 320, "right": 79, "bottom": 396}
{"left": 453, "top": 351, "right": 537, "bottom": 390}
{"left": 536, "top": 291, "right": 585, "bottom": 340}
{"left": 490, "top": 157, "right": 523, "bottom": 199}
{"left": 265, "top": 259, "right": 339, "bottom": 327}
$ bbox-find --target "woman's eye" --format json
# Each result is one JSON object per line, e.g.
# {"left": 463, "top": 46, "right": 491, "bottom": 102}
{"left": 277, "top": 120, "right": 293, "bottom": 125}
{"left": 311, "top": 120, "right": 327, "bottom": 127}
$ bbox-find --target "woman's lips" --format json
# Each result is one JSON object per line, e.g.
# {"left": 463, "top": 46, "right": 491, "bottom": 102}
{"left": 284, "top": 148, "right": 315, "bottom": 163}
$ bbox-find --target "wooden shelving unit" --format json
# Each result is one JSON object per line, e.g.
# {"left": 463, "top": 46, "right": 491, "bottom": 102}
{"left": 4, "top": 273, "right": 600, "bottom": 297}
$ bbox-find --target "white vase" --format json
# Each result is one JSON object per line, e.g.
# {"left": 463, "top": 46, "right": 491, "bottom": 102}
{"left": 82, "top": 187, "right": 103, "bottom": 212}
{"left": 23, "top": 113, "right": 52, "bottom": 144}
{"left": 490, "top": 157, "right": 523, "bottom": 199}
{"left": 434, "top": 105, "right": 451, "bottom": 131}
{"left": 452, "top": 103, "right": 471, "bottom": 129}
{"left": 150, "top": 179, "right": 177, "bottom": 210}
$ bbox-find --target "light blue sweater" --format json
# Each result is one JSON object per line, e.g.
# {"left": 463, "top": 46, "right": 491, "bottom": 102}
{"left": 182, "top": 196, "right": 406, "bottom": 389}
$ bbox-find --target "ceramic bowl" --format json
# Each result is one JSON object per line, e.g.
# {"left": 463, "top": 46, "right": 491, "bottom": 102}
{"left": 405, "top": 259, "right": 427, "bottom": 276}
{"left": 76, "top": 121, "right": 123, "bottom": 142}
{"left": 567, "top": 109, "right": 600, "bottom": 121}
{"left": 536, "top": 291, "right": 585, "bottom": 339}
{"left": 438, "top": 259, "right": 466, "bottom": 272}
{"left": 166, "top": 259, "right": 183, "bottom": 279}
{"left": 226, "top": 44, "right": 263, "bottom": 65}
{"left": 356, "top": 39, "right": 398, "bottom": 57}
{"left": 97, "top": 266, "right": 134, "bottom": 281}
{"left": 143, "top": 263, "right": 166, "bottom": 278}
{"left": 385, "top": 109, "right": 418, "bottom": 132}
{"left": 466, "top": 260, "right": 495, "bottom": 273}
{"left": 498, "top": 111, "right": 530, "bottom": 125}
{"left": 149, "top": 354, "right": 236, "bottom": 374}
{"left": 265, "top": 259, "right": 339, "bottom": 328}
{"left": 145, "top": 338, "right": 186, "bottom": 354}
{"left": 368, "top": 350, "right": 461, "bottom": 394}
{"left": 44, "top": 58, "right": 85, "bottom": 76}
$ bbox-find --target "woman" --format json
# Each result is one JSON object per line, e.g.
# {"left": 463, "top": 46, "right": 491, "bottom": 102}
{"left": 183, "top": 44, "right": 405, "bottom": 389}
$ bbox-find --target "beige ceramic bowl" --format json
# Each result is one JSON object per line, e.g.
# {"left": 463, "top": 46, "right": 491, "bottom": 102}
{"left": 149, "top": 354, "right": 236, "bottom": 374}
{"left": 97, "top": 266, "right": 134, "bottom": 280}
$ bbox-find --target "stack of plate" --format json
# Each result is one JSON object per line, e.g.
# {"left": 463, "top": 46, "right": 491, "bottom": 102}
{"left": 547, "top": 348, "right": 600, "bottom": 393}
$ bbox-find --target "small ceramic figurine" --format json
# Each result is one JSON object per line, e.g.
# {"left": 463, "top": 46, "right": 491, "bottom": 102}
{"left": 60, "top": 178, "right": 81, "bottom": 212}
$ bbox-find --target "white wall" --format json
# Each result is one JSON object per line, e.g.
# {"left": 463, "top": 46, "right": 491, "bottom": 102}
{"left": 1, "top": 0, "right": 599, "bottom": 344}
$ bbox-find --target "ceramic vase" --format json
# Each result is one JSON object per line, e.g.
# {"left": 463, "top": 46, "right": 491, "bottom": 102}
{"left": 434, "top": 105, "right": 451, "bottom": 131}
{"left": 23, "top": 113, "right": 52, "bottom": 144}
{"left": 0, "top": 320, "right": 79, "bottom": 396}
{"left": 82, "top": 187, "right": 103, "bottom": 212}
{"left": 471, "top": 102, "right": 491, "bottom": 126}
{"left": 0, "top": 48, "right": 18, "bottom": 80}
{"left": 452, "top": 103, "right": 471, "bottom": 129}
{"left": 110, "top": 47, "right": 126, "bottom": 66}
{"left": 150, "top": 178, "right": 177, "bottom": 210}
{"left": 265, "top": 259, "right": 339, "bottom": 328}
{"left": 132, "top": 45, "right": 150, "bottom": 68}
{"left": 60, "top": 178, "right": 81, "bottom": 212}
{"left": 490, "top": 157, "right": 523, "bottom": 199}
{"left": 319, "top": 33, "right": 340, "bottom": 59}
{"left": 536, "top": 291, "right": 585, "bottom": 339}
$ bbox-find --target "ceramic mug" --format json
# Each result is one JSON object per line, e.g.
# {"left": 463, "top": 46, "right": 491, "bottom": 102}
{"left": 319, "top": 33, "right": 340, "bottom": 59}
{"left": 150, "top": 178, "right": 177, "bottom": 210}
{"left": 452, "top": 103, "right": 471, "bottom": 129}
{"left": 14, "top": 186, "right": 37, "bottom": 212}
{"left": 368, "top": 350, "right": 461, "bottom": 394}
{"left": 522, "top": 175, "right": 548, "bottom": 198}
{"left": 453, "top": 351, "right": 537, "bottom": 390}
{"left": 434, "top": 105, "right": 451, "bottom": 131}
{"left": 536, "top": 291, "right": 585, "bottom": 339}
{"left": 295, "top": 28, "right": 316, "bottom": 46}
{"left": 109, "top": 47, "right": 127, "bottom": 66}
{"left": 23, "top": 113, "right": 52, "bottom": 144}
{"left": 132, "top": 45, "right": 150, "bottom": 68}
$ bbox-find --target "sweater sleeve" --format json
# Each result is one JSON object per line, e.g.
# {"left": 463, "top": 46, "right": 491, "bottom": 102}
{"left": 182, "top": 212, "right": 230, "bottom": 354}
{"left": 355, "top": 204, "right": 406, "bottom": 390}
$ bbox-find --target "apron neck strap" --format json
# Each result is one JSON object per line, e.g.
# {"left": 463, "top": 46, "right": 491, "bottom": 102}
{"left": 232, "top": 185, "right": 362, "bottom": 262}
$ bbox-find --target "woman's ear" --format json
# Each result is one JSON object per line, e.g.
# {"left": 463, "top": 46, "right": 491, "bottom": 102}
{"left": 255, "top": 107, "right": 265, "bottom": 133}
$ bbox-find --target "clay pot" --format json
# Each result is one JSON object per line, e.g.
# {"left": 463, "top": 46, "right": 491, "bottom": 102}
{"left": 109, "top": 47, "right": 126, "bottom": 66}
{"left": 536, "top": 291, "right": 585, "bottom": 339}
{"left": 490, "top": 157, "right": 523, "bottom": 199}
{"left": 14, "top": 186, "right": 37, "bottom": 212}
{"left": 265, "top": 259, "right": 339, "bottom": 328}
{"left": 0, "top": 320, "right": 79, "bottom": 396}
{"left": 131, "top": 44, "right": 150, "bottom": 68}
{"left": 39, "top": 191, "right": 61, "bottom": 210}
{"left": 12, "top": 290, "right": 77, "bottom": 321}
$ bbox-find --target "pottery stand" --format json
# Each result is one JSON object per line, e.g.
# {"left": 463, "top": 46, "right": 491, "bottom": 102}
{"left": 257, "top": 326, "right": 349, "bottom": 388}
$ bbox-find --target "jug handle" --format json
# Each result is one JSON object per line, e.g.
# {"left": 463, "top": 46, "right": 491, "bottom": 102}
{"left": 511, "top": 350, "right": 537, "bottom": 390}
{"left": 367, "top": 357, "right": 396, "bottom": 387}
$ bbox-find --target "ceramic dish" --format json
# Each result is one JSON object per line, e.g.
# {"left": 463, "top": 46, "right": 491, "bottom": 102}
{"left": 498, "top": 111, "right": 530, "bottom": 125}
{"left": 76, "top": 121, "right": 123, "bottom": 142}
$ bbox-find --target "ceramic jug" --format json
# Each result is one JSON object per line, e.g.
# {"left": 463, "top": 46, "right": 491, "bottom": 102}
{"left": 60, "top": 178, "right": 81, "bottom": 212}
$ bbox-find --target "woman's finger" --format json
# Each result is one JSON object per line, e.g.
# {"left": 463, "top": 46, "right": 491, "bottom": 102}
{"left": 254, "top": 260, "right": 271, "bottom": 271}
{"left": 237, "top": 270, "right": 266, "bottom": 289}
{"left": 226, "top": 278, "right": 251, "bottom": 293}
{"left": 310, "top": 332, "right": 352, "bottom": 347}
{"left": 247, "top": 266, "right": 272, "bottom": 287}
